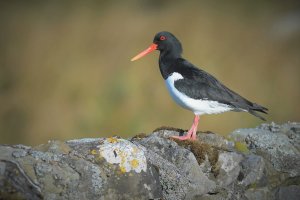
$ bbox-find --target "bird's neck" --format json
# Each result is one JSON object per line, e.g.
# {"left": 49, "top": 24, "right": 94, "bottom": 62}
{"left": 159, "top": 50, "right": 182, "bottom": 80}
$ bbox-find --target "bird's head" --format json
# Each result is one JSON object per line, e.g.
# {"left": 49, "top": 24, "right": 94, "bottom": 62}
{"left": 131, "top": 31, "right": 182, "bottom": 61}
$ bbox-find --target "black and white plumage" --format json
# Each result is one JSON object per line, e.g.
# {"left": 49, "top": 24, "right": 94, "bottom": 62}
{"left": 131, "top": 31, "right": 268, "bottom": 140}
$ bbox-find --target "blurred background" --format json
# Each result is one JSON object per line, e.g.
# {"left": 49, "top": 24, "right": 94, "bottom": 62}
{"left": 0, "top": 0, "right": 299, "bottom": 145}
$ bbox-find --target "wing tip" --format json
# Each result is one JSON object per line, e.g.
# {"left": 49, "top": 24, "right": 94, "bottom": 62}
{"left": 249, "top": 109, "right": 267, "bottom": 121}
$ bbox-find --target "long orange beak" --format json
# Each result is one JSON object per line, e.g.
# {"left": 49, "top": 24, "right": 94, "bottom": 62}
{"left": 131, "top": 43, "right": 158, "bottom": 61}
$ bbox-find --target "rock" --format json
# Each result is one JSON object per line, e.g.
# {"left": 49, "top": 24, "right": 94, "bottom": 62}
{"left": 277, "top": 185, "right": 300, "bottom": 200}
{"left": 0, "top": 139, "right": 162, "bottom": 200}
{"left": 239, "top": 154, "right": 265, "bottom": 187}
{"left": 197, "top": 132, "right": 235, "bottom": 151}
{"left": 0, "top": 159, "right": 42, "bottom": 200}
{"left": 133, "top": 131, "right": 216, "bottom": 200}
{"left": 259, "top": 122, "right": 300, "bottom": 152}
{"left": 0, "top": 122, "right": 300, "bottom": 200}
{"left": 245, "top": 187, "right": 273, "bottom": 200}
{"left": 230, "top": 122, "right": 300, "bottom": 177}
{"left": 216, "top": 152, "right": 243, "bottom": 188}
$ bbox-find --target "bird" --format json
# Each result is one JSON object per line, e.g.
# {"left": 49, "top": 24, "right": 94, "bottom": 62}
{"left": 131, "top": 31, "right": 268, "bottom": 141}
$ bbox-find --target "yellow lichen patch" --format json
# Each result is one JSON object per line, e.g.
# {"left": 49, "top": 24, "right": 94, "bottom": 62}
{"left": 90, "top": 149, "right": 98, "bottom": 155}
{"left": 98, "top": 138, "right": 147, "bottom": 173}
{"left": 120, "top": 166, "right": 126, "bottom": 173}
{"left": 130, "top": 159, "right": 139, "bottom": 169}
{"left": 107, "top": 137, "right": 119, "bottom": 143}
{"left": 234, "top": 141, "right": 250, "bottom": 154}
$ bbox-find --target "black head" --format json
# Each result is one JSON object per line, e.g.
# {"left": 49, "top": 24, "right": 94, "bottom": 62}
{"left": 131, "top": 31, "right": 183, "bottom": 61}
{"left": 153, "top": 31, "right": 183, "bottom": 54}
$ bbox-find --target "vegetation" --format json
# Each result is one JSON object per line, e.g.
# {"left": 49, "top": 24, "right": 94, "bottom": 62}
{"left": 0, "top": 1, "right": 299, "bottom": 145}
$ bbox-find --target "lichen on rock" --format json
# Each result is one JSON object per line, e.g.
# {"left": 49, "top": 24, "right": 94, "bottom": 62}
{"left": 0, "top": 122, "right": 300, "bottom": 200}
{"left": 97, "top": 137, "right": 147, "bottom": 173}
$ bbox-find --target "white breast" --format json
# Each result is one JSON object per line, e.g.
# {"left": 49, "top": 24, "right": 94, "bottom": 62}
{"left": 165, "top": 72, "right": 233, "bottom": 115}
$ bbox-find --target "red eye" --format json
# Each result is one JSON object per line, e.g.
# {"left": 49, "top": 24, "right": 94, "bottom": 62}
{"left": 160, "top": 36, "right": 166, "bottom": 41}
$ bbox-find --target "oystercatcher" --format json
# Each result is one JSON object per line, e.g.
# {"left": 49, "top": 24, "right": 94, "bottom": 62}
{"left": 131, "top": 31, "right": 268, "bottom": 140}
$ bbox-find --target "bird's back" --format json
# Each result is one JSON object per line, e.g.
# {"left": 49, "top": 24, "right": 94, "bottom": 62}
{"left": 169, "top": 58, "right": 268, "bottom": 120}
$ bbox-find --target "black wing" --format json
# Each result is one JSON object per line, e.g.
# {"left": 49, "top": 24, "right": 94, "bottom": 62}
{"left": 173, "top": 59, "right": 268, "bottom": 120}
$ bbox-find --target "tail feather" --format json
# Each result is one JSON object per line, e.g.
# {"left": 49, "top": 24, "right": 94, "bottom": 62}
{"left": 249, "top": 110, "right": 266, "bottom": 121}
{"left": 248, "top": 103, "right": 268, "bottom": 121}
{"left": 252, "top": 103, "right": 268, "bottom": 113}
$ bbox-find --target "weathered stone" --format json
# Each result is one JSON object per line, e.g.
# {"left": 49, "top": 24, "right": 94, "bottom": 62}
{"left": 239, "top": 154, "right": 265, "bottom": 187}
{"left": 216, "top": 152, "right": 243, "bottom": 188}
{"left": 277, "top": 185, "right": 300, "bottom": 200}
{"left": 197, "top": 132, "right": 235, "bottom": 150}
{"left": 245, "top": 187, "right": 273, "bottom": 200}
{"left": 134, "top": 132, "right": 216, "bottom": 200}
{"left": 0, "top": 159, "right": 42, "bottom": 200}
{"left": 230, "top": 122, "right": 300, "bottom": 177}
{"left": 0, "top": 138, "right": 162, "bottom": 200}
{"left": 259, "top": 122, "right": 300, "bottom": 152}
{"left": 0, "top": 122, "right": 299, "bottom": 200}
{"left": 12, "top": 149, "right": 27, "bottom": 158}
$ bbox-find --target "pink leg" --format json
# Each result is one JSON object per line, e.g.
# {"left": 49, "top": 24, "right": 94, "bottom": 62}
{"left": 171, "top": 115, "right": 199, "bottom": 141}
{"left": 190, "top": 115, "right": 199, "bottom": 140}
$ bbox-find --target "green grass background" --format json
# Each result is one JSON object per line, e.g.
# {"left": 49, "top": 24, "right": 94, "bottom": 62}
{"left": 1, "top": 1, "right": 299, "bottom": 145}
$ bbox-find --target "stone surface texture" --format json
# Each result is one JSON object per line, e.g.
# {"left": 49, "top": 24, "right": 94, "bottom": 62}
{"left": 0, "top": 122, "right": 299, "bottom": 200}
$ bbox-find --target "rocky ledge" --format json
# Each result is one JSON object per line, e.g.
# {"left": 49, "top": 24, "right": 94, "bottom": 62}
{"left": 0, "top": 122, "right": 300, "bottom": 200}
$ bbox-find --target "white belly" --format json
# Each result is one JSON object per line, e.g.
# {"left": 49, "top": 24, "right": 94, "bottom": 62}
{"left": 165, "top": 72, "right": 233, "bottom": 115}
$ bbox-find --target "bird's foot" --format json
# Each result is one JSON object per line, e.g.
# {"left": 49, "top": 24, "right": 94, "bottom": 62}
{"left": 170, "top": 130, "right": 197, "bottom": 141}
{"left": 170, "top": 115, "right": 199, "bottom": 141}
{"left": 170, "top": 135, "right": 195, "bottom": 141}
